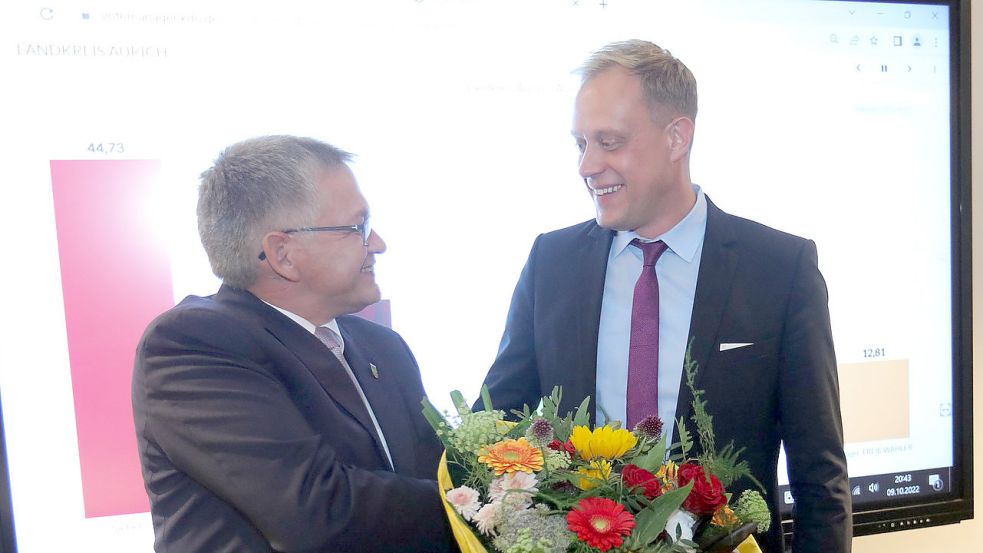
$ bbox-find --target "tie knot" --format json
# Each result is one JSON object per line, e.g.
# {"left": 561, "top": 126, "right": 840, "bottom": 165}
{"left": 315, "top": 326, "right": 343, "bottom": 352}
{"left": 632, "top": 239, "right": 668, "bottom": 267}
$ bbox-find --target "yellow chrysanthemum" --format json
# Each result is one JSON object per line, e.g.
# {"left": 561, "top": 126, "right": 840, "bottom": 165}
{"left": 477, "top": 437, "right": 544, "bottom": 475}
{"left": 576, "top": 460, "right": 612, "bottom": 490}
{"left": 569, "top": 425, "right": 638, "bottom": 460}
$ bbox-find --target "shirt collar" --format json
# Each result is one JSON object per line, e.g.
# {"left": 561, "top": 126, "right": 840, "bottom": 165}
{"left": 611, "top": 184, "right": 707, "bottom": 263}
{"left": 263, "top": 301, "right": 342, "bottom": 343}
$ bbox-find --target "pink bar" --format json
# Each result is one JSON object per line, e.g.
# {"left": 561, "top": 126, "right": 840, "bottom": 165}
{"left": 355, "top": 299, "right": 392, "bottom": 328}
{"left": 51, "top": 160, "right": 173, "bottom": 517}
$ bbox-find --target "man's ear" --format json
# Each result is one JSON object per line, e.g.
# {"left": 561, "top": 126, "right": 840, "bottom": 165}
{"left": 667, "top": 117, "right": 695, "bottom": 162}
{"left": 260, "top": 232, "right": 301, "bottom": 282}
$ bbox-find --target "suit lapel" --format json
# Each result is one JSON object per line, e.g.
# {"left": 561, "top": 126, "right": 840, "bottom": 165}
{"left": 674, "top": 199, "right": 740, "bottom": 438}
{"left": 571, "top": 223, "right": 615, "bottom": 420}
{"left": 217, "top": 287, "right": 383, "bottom": 451}
{"left": 338, "top": 321, "right": 410, "bottom": 473}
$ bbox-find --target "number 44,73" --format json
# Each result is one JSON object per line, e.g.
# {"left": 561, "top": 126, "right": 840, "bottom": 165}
{"left": 87, "top": 143, "right": 124, "bottom": 154}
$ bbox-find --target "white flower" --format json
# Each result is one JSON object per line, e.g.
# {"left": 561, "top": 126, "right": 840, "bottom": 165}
{"left": 665, "top": 509, "right": 698, "bottom": 546}
{"left": 445, "top": 486, "right": 481, "bottom": 521}
{"left": 488, "top": 471, "right": 539, "bottom": 508}
{"left": 472, "top": 501, "right": 502, "bottom": 535}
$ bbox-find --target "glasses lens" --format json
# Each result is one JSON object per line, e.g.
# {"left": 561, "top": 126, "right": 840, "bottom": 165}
{"left": 361, "top": 218, "right": 371, "bottom": 245}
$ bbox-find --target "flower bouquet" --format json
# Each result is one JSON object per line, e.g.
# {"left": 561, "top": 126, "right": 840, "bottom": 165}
{"left": 421, "top": 357, "right": 772, "bottom": 553}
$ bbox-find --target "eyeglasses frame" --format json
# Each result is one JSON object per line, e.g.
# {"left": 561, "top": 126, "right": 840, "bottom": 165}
{"left": 258, "top": 221, "right": 371, "bottom": 260}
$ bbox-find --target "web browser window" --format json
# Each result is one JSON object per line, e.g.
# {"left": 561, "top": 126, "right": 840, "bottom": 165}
{"left": 0, "top": 1, "right": 958, "bottom": 550}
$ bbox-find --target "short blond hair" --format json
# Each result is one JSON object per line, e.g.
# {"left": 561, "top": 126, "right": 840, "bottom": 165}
{"left": 579, "top": 39, "right": 697, "bottom": 121}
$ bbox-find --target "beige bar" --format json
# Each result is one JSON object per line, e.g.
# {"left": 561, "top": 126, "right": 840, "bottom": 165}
{"left": 837, "top": 359, "right": 910, "bottom": 443}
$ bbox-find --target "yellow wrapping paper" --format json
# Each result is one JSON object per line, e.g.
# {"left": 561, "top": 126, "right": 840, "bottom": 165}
{"left": 438, "top": 451, "right": 489, "bottom": 553}
{"left": 735, "top": 536, "right": 763, "bottom": 553}
{"left": 437, "top": 451, "right": 763, "bottom": 553}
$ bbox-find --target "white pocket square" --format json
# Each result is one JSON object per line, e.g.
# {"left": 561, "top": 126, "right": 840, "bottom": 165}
{"left": 719, "top": 342, "right": 754, "bottom": 351}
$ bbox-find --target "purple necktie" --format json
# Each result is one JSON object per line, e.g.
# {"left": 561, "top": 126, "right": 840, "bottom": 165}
{"left": 627, "top": 239, "right": 668, "bottom": 429}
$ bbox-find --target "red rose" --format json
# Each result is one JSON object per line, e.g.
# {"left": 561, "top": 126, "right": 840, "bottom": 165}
{"left": 548, "top": 438, "right": 576, "bottom": 456}
{"left": 677, "top": 463, "right": 728, "bottom": 515}
{"left": 621, "top": 464, "right": 663, "bottom": 499}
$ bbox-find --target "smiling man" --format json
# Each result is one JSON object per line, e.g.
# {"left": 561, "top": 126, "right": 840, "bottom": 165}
{"left": 480, "top": 41, "right": 851, "bottom": 553}
{"left": 132, "top": 136, "right": 455, "bottom": 552}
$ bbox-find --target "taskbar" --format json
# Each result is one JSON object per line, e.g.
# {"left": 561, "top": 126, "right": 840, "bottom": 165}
{"left": 778, "top": 466, "right": 953, "bottom": 514}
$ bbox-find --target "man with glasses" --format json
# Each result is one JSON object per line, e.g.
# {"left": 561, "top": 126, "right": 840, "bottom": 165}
{"left": 480, "top": 40, "right": 851, "bottom": 552}
{"left": 133, "top": 135, "right": 455, "bottom": 552}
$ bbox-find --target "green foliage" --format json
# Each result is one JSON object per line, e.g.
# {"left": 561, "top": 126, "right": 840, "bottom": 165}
{"left": 493, "top": 509, "right": 571, "bottom": 553}
{"left": 451, "top": 389, "right": 472, "bottom": 417}
{"left": 671, "top": 416, "right": 694, "bottom": 461}
{"left": 540, "top": 386, "right": 562, "bottom": 420}
{"left": 710, "top": 442, "right": 764, "bottom": 491}
{"left": 540, "top": 387, "right": 571, "bottom": 441}
{"left": 625, "top": 481, "right": 694, "bottom": 550}
{"left": 683, "top": 341, "right": 717, "bottom": 470}
{"left": 572, "top": 396, "right": 591, "bottom": 428}
{"left": 480, "top": 384, "right": 495, "bottom": 412}
{"left": 444, "top": 447, "right": 494, "bottom": 491}
{"left": 680, "top": 342, "right": 765, "bottom": 493}
{"left": 734, "top": 489, "right": 772, "bottom": 532}
{"left": 521, "top": 386, "right": 593, "bottom": 443}
{"left": 632, "top": 435, "right": 668, "bottom": 473}
{"left": 420, "top": 397, "right": 454, "bottom": 451}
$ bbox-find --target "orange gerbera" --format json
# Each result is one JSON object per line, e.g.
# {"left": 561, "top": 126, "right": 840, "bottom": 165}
{"left": 478, "top": 437, "right": 544, "bottom": 475}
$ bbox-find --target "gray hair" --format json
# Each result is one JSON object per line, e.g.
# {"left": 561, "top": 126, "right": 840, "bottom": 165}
{"left": 578, "top": 39, "right": 697, "bottom": 121}
{"left": 197, "top": 135, "right": 353, "bottom": 289}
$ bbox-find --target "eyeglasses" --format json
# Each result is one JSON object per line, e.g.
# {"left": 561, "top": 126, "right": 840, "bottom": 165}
{"left": 258, "top": 219, "right": 371, "bottom": 260}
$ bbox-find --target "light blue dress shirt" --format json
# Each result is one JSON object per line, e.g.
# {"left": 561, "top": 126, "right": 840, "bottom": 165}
{"left": 595, "top": 185, "right": 707, "bottom": 442}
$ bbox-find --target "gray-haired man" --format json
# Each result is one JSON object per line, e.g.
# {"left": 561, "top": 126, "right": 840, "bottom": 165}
{"left": 133, "top": 135, "right": 455, "bottom": 552}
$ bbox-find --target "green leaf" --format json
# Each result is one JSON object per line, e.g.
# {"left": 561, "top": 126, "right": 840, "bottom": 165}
{"left": 627, "top": 481, "right": 694, "bottom": 549}
{"left": 632, "top": 436, "right": 667, "bottom": 472}
{"left": 507, "top": 418, "right": 532, "bottom": 439}
{"left": 711, "top": 442, "right": 765, "bottom": 491}
{"left": 542, "top": 386, "right": 562, "bottom": 421}
{"left": 480, "top": 384, "right": 494, "bottom": 412}
{"left": 420, "top": 397, "right": 453, "bottom": 449}
{"left": 510, "top": 406, "right": 531, "bottom": 420}
{"left": 676, "top": 416, "right": 693, "bottom": 458}
{"left": 450, "top": 390, "right": 471, "bottom": 416}
{"left": 572, "top": 396, "right": 592, "bottom": 428}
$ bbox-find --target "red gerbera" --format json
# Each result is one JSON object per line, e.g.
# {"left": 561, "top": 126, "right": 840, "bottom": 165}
{"left": 566, "top": 497, "right": 636, "bottom": 551}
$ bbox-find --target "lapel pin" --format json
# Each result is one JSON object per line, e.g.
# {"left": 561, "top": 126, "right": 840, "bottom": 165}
{"left": 369, "top": 363, "right": 379, "bottom": 379}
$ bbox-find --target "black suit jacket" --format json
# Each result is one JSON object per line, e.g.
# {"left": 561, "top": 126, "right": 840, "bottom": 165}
{"left": 133, "top": 285, "right": 455, "bottom": 553}
{"left": 481, "top": 198, "right": 851, "bottom": 553}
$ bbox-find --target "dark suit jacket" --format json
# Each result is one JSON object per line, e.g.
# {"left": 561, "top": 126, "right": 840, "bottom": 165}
{"left": 481, "top": 198, "right": 851, "bottom": 553}
{"left": 133, "top": 285, "right": 455, "bottom": 553}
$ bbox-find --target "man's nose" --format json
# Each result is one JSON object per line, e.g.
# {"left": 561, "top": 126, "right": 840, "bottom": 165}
{"left": 367, "top": 229, "right": 386, "bottom": 254}
{"left": 578, "top": 143, "right": 603, "bottom": 179}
